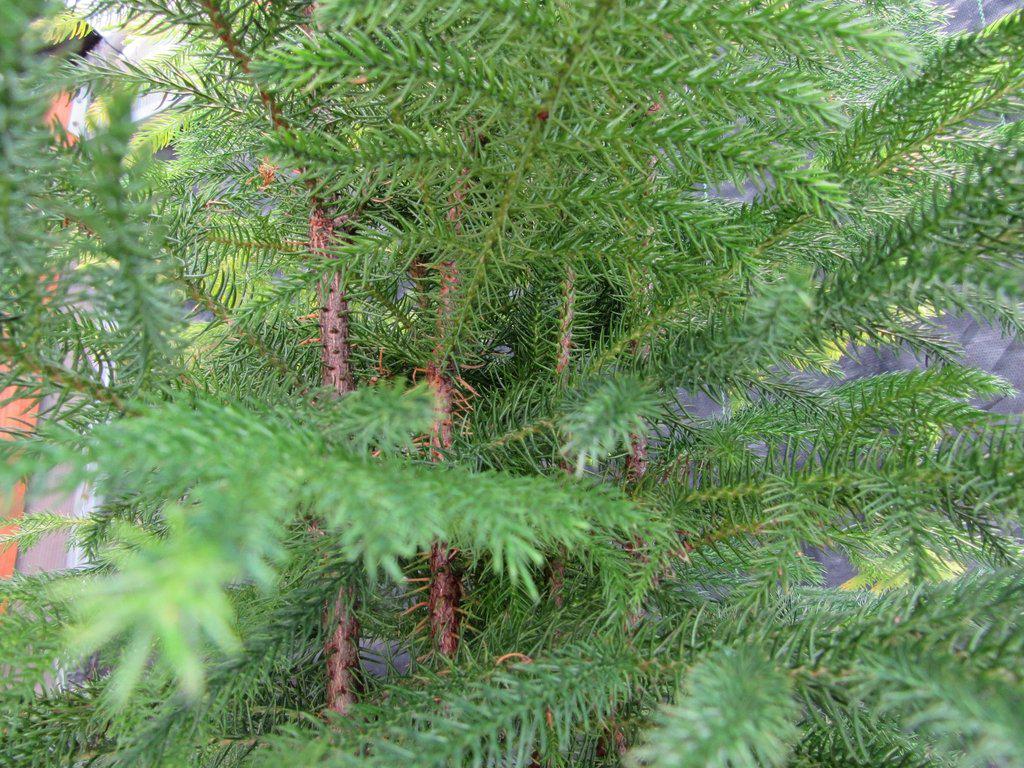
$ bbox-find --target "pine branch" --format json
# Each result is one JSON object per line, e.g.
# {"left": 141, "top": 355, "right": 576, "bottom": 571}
{"left": 6, "top": 1, "right": 1024, "bottom": 764}
{"left": 0, "top": 338, "right": 127, "bottom": 413}
{"left": 629, "top": 647, "right": 799, "bottom": 768}
{"left": 446, "top": 0, "right": 615, "bottom": 347}
{"left": 196, "top": 0, "right": 287, "bottom": 129}
{"left": 180, "top": 275, "right": 304, "bottom": 387}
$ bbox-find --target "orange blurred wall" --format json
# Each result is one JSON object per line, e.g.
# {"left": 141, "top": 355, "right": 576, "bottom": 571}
{"left": 0, "top": 393, "right": 42, "bottom": 577}
{"left": 0, "top": 92, "right": 78, "bottom": 580}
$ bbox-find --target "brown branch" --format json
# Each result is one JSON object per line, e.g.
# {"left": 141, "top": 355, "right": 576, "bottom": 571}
{"left": 324, "top": 584, "right": 361, "bottom": 716}
{"left": 555, "top": 266, "right": 575, "bottom": 376}
{"left": 625, "top": 431, "right": 649, "bottom": 485}
{"left": 547, "top": 549, "right": 566, "bottom": 609}
{"left": 311, "top": 207, "right": 355, "bottom": 395}
{"left": 309, "top": 205, "right": 362, "bottom": 715}
{"left": 428, "top": 539, "right": 462, "bottom": 658}
{"left": 197, "top": 0, "right": 287, "bottom": 130}
{"left": 427, "top": 258, "right": 463, "bottom": 657}
{"left": 494, "top": 652, "right": 533, "bottom": 666}
{"left": 419, "top": 136, "right": 478, "bottom": 658}
{"left": 193, "top": 0, "right": 366, "bottom": 716}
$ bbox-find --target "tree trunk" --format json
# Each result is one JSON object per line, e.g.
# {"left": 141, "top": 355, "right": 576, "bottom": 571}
{"left": 311, "top": 205, "right": 361, "bottom": 714}
{"left": 312, "top": 207, "right": 354, "bottom": 396}
{"left": 428, "top": 541, "right": 462, "bottom": 657}
{"left": 427, "top": 260, "right": 462, "bottom": 657}
{"left": 547, "top": 265, "right": 576, "bottom": 606}
{"left": 325, "top": 586, "right": 360, "bottom": 714}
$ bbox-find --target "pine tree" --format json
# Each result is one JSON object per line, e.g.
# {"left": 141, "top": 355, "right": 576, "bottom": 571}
{"left": 3, "top": 0, "right": 1024, "bottom": 766}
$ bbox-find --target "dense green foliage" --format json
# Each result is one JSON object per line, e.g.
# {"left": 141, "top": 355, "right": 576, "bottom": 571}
{"left": 2, "top": 0, "right": 1024, "bottom": 765}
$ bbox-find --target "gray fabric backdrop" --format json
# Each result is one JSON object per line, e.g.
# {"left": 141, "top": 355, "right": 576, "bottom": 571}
{"left": 750, "top": 0, "right": 1024, "bottom": 584}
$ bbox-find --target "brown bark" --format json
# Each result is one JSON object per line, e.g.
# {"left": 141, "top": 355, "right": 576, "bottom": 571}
{"left": 547, "top": 553, "right": 566, "bottom": 609}
{"left": 596, "top": 728, "right": 629, "bottom": 759}
{"left": 436, "top": 258, "right": 460, "bottom": 332}
{"left": 310, "top": 205, "right": 361, "bottom": 714}
{"left": 624, "top": 431, "right": 651, "bottom": 602}
{"left": 625, "top": 431, "right": 648, "bottom": 485}
{"left": 325, "top": 586, "right": 361, "bottom": 715}
{"left": 426, "top": 360, "right": 454, "bottom": 461}
{"left": 312, "top": 207, "right": 355, "bottom": 396}
{"left": 546, "top": 263, "right": 577, "bottom": 605}
{"left": 426, "top": 258, "right": 463, "bottom": 657}
{"left": 555, "top": 266, "right": 575, "bottom": 376}
{"left": 428, "top": 542, "right": 462, "bottom": 657}
{"left": 420, "top": 127, "right": 477, "bottom": 657}
{"left": 193, "top": 2, "right": 361, "bottom": 714}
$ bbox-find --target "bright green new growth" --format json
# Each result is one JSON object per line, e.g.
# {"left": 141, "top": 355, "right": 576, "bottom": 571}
{"left": 2, "top": 0, "right": 1024, "bottom": 766}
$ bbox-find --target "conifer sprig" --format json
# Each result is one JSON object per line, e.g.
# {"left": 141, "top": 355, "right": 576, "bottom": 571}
{"left": 2, "top": 0, "right": 1024, "bottom": 766}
